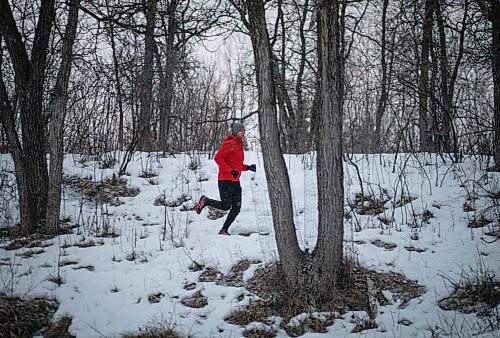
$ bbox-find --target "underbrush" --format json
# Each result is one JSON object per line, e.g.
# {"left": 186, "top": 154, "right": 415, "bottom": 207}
{"left": 0, "top": 293, "right": 73, "bottom": 337}
{"left": 226, "top": 260, "right": 425, "bottom": 336}
{"left": 438, "top": 264, "right": 500, "bottom": 334}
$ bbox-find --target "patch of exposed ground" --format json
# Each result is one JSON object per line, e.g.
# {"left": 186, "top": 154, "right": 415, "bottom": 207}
{"left": 350, "top": 193, "right": 388, "bottom": 216}
{"left": 0, "top": 293, "right": 74, "bottom": 338}
{"left": 3, "top": 233, "right": 59, "bottom": 251}
{"left": 181, "top": 290, "right": 208, "bottom": 308}
{"left": 468, "top": 216, "right": 493, "bottom": 228}
{"left": 63, "top": 174, "right": 139, "bottom": 203}
{"left": 197, "top": 259, "right": 261, "bottom": 287}
{"left": 154, "top": 193, "right": 190, "bottom": 207}
{"left": 225, "top": 262, "right": 425, "bottom": 336}
{"left": 438, "top": 277, "right": 500, "bottom": 314}
{"left": 370, "top": 239, "right": 398, "bottom": 250}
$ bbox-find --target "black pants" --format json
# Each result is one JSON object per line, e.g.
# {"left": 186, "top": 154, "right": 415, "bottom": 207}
{"left": 205, "top": 180, "right": 241, "bottom": 230}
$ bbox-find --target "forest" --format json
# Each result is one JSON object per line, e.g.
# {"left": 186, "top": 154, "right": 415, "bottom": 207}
{"left": 0, "top": 0, "right": 499, "bottom": 337}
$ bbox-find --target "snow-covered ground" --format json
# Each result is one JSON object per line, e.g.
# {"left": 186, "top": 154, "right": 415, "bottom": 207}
{"left": 0, "top": 151, "right": 499, "bottom": 337}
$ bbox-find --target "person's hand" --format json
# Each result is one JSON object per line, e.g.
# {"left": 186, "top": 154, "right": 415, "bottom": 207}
{"left": 231, "top": 169, "right": 239, "bottom": 178}
{"left": 248, "top": 164, "right": 256, "bottom": 172}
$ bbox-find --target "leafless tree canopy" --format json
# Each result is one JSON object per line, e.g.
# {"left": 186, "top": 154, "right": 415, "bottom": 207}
{"left": 0, "top": 1, "right": 498, "bottom": 301}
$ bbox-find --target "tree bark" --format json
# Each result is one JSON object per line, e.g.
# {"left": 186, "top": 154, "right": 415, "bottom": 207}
{"left": 46, "top": 0, "right": 79, "bottom": 233}
{"left": 493, "top": 2, "right": 500, "bottom": 167}
{"left": 0, "top": 0, "right": 55, "bottom": 233}
{"left": 312, "top": 0, "right": 344, "bottom": 299}
{"left": 245, "top": 0, "right": 305, "bottom": 292}
{"left": 158, "top": 0, "right": 177, "bottom": 151}
{"left": 138, "top": 0, "right": 157, "bottom": 151}
{"left": 419, "top": 0, "right": 434, "bottom": 152}
{"left": 472, "top": 1, "right": 499, "bottom": 167}
{"left": 373, "top": 0, "right": 389, "bottom": 153}
{"left": 435, "top": 0, "right": 451, "bottom": 153}
{"left": 108, "top": 20, "right": 124, "bottom": 150}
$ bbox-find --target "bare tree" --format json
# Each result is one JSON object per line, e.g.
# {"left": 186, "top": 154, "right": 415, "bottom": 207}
{"left": 46, "top": 0, "right": 80, "bottom": 232}
{"left": 313, "top": 0, "right": 345, "bottom": 297}
{"left": 232, "top": 0, "right": 345, "bottom": 302}
{"left": 373, "top": 0, "right": 390, "bottom": 152}
{"left": 241, "top": 0, "right": 304, "bottom": 292}
{"left": 138, "top": 0, "right": 157, "bottom": 151}
{"left": 0, "top": 0, "right": 55, "bottom": 234}
{"left": 157, "top": 0, "right": 177, "bottom": 151}
{"left": 475, "top": 0, "right": 500, "bottom": 169}
{"left": 434, "top": 0, "right": 468, "bottom": 160}
{"left": 418, "top": 0, "right": 434, "bottom": 152}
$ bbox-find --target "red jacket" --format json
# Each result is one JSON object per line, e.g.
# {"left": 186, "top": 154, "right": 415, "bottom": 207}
{"left": 214, "top": 134, "right": 248, "bottom": 181}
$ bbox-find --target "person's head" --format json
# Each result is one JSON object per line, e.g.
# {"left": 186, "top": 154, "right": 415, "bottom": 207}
{"left": 231, "top": 122, "right": 245, "bottom": 138}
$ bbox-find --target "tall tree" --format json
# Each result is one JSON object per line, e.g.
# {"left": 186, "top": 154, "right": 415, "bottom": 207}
{"left": 157, "top": 0, "right": 177, "bottom": 151}
{"left": 418, "top": 0, "right": 434, "bottom": 152}
{"left": 476, "top": 0, "right": 500, "bottom": 168}
{"left": 435, "top": 0, "right": 468, "bottom": 159}
{"left": 105, "top": 3, "right": 125, "bottom": 150}
{"left": 242, "top": 0, "right": 304, "bottom": 291}
{"left": 233, "top": 0, "right": 345, "bottom": 301}
{"left": 46, "top": 0, "right": 80, "bottom": 232}
{"left": 138, "top": 0, "right": 157, "bottom": 150}
{"left": 0, "top": 0, "right": 55, "bottom": 233}
{"left": 373, "top": 0, "right": 390, "bottom": 152}
{"left": 313, "top": 0, "right": 345, "bottom": 296}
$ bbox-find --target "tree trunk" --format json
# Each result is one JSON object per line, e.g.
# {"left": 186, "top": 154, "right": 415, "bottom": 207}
{"left": 245, "top": 0, "right": 305, "bottom": 292}
{"left": 138, "top": 0, "right": 157, "bottom": 151}
{"left": 108, "top": 21, "right": 124, "bottom": 150}
{"left": 419, "top": 0, "right": 434, "bottom": 152}
{"left": 46, "top": 0, "right": 79, "bottom": 233}
{"left": 492, "top": 1, "right": 500, "bottom": 167}
{"left": 475, "top": 1, "right": 500, "bottom": 167}
{"left": 295, "top": 0, "right": 310, "bottom": 153}
{"left": 158, "top": 0, "right": 177, "bottom": 151}
{"left": 0, "top": 0, "right": 55, "bottom": 234}
{"left": 312, "top": 0, "right": 344, "bottom": 299}
{"left": 373, "top": 0, "right": 389, "bottom": 153}
{"left": 435, "top": 0, "right": 454, "bottom": 156}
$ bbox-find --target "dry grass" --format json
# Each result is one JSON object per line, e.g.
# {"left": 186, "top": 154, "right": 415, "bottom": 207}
{"left": 225, "top": 260, "right": 425, "bottom": 335}
{"left": 64, "top": 174, "right": 139, "bottom": 203}
{"left": 350, "top": 193, "right": 388, "bottom": 216}
{"left": 0, "top": 293, "right": 73, "bottom": 338}
{"left": 122, "top": 327, "right": 182, "bottom": 338}
{"left": 44, "top": 316, "right": 75, "bottom": 338}
{"left": 468, "top": 216, "right": 493, "bottom": 228}
{"left": 242, "top": 326, "right": 277, "bottom": 337}
{"left": 181, "top": 290, "right": 208, "bottom": 308}
{"left": 438, "top": 274, "right": 500, "bottom": 313}
{"left": 4, "top": 233, "right": 55, "bottom": 250}
{"left": 122, "top": 318, "right": 184, "bottom": 338}
{"left": 437, "top": 269, "right": 500, "bottom": 334}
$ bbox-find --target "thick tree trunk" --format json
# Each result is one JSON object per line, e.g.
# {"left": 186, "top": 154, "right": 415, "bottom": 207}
{"left": 312, "top": 0, "right": 344, "bottom": 299}
{"left": 245, "top": 0, "right": 304, "bottom": 292}
{"left": 475, "top": 1, "right": 500, "bottom": 167}
{"left": 158, "top": 0, "right": 177, "bottom": 151}
{"left": 0, "top": 0, "right": 55, "bottom": 233}
{"left": 46, "top": 0, "right": 79, "bottom": 233}
{"left": 138, "top": 0, "right": 157, "bottom": 151}
{"left": 435, "top": 1, "right": 452, "bottom": 153}
{"left": 419, "top": 0, "right": 434, "bottom": 152}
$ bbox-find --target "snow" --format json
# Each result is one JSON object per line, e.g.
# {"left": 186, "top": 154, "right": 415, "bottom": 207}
{"left": 1, "top": 151, "right": 499, "bottom": 337}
